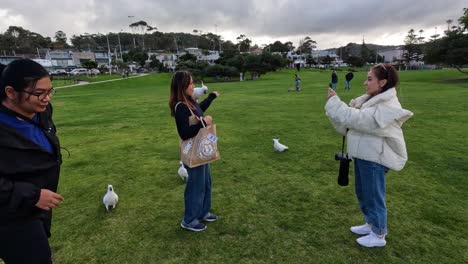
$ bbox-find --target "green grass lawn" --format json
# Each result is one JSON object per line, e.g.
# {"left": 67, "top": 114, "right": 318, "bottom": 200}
{"left": 53, "top": 74, "right": 124, "bottom": 87}
{"left": 44, "top": 68, "right": 467, "bottom": 263}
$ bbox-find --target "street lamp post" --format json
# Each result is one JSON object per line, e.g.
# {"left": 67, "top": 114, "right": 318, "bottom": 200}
{"left": 105, "top": 33, "right": 112, "bottom": 75}
{"left": 118, "top": 29, "right": 123, "bottom": 61}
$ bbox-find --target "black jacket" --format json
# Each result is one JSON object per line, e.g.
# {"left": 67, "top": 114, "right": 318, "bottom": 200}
{"left": 345, "top": 72, "right": 354, "bottom": 81}
{"left": 0, "top": 104, "right": 61, "bottom": 236}
{"left": 174, "top": 93, "right": 217, "bottom": 140}
{"left": 331, "top": 72, "right": 338, "bottom": 83}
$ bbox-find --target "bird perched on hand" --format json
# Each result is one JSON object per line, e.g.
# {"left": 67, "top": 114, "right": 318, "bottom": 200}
{"left": 103, "top": 184, "right": 119, "bottom": 212}
{"left": 178, "top": 161, "right": 188, "bottom": 181}
{"left": 193, "top": 81, "right": 208, "bottom": 101}
{"left": 273, "top": 138, "right": 289, "bottom": 152}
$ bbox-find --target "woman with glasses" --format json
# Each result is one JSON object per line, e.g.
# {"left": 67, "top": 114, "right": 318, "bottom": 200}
{"left": 325, "top": 64, "right": 413, "bottom": 247}
{"left": 169, "top": 71, "right": 220, "bottom": 232}
{"left": 0, "top": 59, "right": 63, "bottom": 263}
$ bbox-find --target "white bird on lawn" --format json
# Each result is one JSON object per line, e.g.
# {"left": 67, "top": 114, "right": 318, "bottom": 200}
{"left": 178, "top": 161, "right": 188, "bottom": 181}
{"left": 273, "top": 138, "right": 289, "bottom": 152}
{"left": 103, "top": 184, "right": 119, "bottom": 212}
{"left": 193, "top": 81, "right": 208, "bottom": 101}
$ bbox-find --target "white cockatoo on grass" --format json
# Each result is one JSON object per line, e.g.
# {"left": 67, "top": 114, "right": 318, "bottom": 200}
{"left": 273, "top": 138, "right": 289, "bottom": 152}
{"left": 193, "top": 81, "right": 208, "bottom": 101}
{"left": 103, "top": 184, "right": 119, "bottom": 212}
{"left": 178, "top": 161, "right": 189, "bottom": 181}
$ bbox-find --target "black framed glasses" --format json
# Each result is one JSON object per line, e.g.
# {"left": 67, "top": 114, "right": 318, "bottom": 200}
{"left": 22, "top": 88, "right": 56, "bottom": 100}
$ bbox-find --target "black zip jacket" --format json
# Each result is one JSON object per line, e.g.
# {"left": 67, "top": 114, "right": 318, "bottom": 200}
{"left": 175, "top": 93, "right": 217, "bottom": 140}
{"left": 345, "top": 72, "right": 354, "bottom": 81}
{"left": 0, "top": 104, "right": 61, "bottom": 237}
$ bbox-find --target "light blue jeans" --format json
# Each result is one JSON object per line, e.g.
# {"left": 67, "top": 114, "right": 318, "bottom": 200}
{"left": 354, "top": 158, "right": 389, "bottom": 235}
{"left": 331, "top": 82, "right": 337, "bottom": 90}
{"left": 345, "top": 80, "right": 351, "bottom": 90}
{"left": 182, "top": 163, "right": 212, "bottom": 227}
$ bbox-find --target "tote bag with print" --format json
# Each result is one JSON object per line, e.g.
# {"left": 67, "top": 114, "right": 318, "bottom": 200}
{"left": 176, "top": 102, "right": 220, "bottom": 168}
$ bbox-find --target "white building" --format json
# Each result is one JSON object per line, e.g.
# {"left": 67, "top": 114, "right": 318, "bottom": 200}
{"left": 286, "top": 51, "right": 307, "bottom": 67}
{"left": 46, "top": 50, "right": 75, "bottom": 68}
{"left": 147, "top": 52, "right": 178, "bottom": 70}
{"left": 378, "top": 47, "right": 405, "bottom": 63}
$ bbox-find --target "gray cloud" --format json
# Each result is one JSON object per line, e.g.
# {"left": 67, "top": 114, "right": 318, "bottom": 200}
{"left": 0, "top": 0, "right": 465, "bottom": 48}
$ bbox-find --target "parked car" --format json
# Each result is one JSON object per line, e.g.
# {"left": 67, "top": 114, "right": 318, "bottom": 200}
{"left": 136, "top": 67, "right": 148, "bottom": 73}
{"left": 50, "top": 69, "right": 68, "bottom": 76}
{"left": 88, "top": 69, "right": 100, "bottom": 75}
{"left": 69, "top": 68, "right": 88, "bottom": 75}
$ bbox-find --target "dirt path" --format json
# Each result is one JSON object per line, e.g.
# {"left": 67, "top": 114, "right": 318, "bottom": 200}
{"left": 56, "top": 74, "right": 149, "bottom": 89}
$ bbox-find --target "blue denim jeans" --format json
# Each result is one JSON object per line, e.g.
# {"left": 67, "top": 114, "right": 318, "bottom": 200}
{"left": 182, "top": 163, "right": 212, "bottom": 227}
{"left": 345, "top": 80, "right": 350, "bottom": 90}
{"left": 354, "top": 158, "right": 389, "bottom": 235}
{"left": 331, "top": 82, "right": 337, "bottom": 90}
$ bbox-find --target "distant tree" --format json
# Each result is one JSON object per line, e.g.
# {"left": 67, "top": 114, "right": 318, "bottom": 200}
{"left": 225, "top": 54, "right": 245, "bottom": 74}
{"left": 261, "top": 52, "right": 287, "bottom": 71}
{"left": 149, "top": 55, "right": 161, "bottom": 69}
{"left": 266, "top": 41, "right": 290, "bottom": 53}
{"left": 216, "top": 49, "right": 240, "bottom": 65}
{"left": 82, "top": 60, "right": 98, "bottom": 69}
{"left": 244, "top": 54, "right": 269, "bottom": 79}
{"left": 297, "top": 36, "right": 317, "bottom": 54}
{"left": 306, "top": 55, "right": 317, "bottom": 65}
{"left": 179, "top": 52, "right": 197, "bottom": 62}
{"left": 403, "top": 29, "right": 423, "bottom": 64}
{"left": 285, "top": 41, "right": 295, "bottom": 51}
{"left": 347, "top": 56, "right": 365, "bottom": 67}
{"left": 236, "top": 34, "right": 251, "bottom": 52}
{"left": 360, "top": 41, "right": 371, "bottom": 62}
{"left": 424, "top": 11, "right": 468, "bottom": 74}
{"left": 321, "top": 55, "right": 334, "bottom": 65}
{"left": 459, "top": 8, "right": 468, "bottom": 31}
{"left": 222, "top": 40, "right": 238, "bottom": 52}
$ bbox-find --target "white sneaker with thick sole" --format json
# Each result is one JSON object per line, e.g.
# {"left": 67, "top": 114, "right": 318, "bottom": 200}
{"left": 350, "top": 223, "right": 372, "bottom": 235}
{"left": 356, "top": 232, "right": 386, "bottom": 247}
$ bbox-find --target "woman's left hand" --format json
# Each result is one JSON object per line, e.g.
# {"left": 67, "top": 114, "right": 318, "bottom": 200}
{"left": 327, "top": 88, "right": 336, "bottom": 100}
{"left": 213, "top": 91, "right": 220, "bottom": 97}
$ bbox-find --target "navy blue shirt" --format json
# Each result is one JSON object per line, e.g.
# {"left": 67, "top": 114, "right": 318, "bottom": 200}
{"left": 0, "top": 112, "right": 53, "bottom": 153}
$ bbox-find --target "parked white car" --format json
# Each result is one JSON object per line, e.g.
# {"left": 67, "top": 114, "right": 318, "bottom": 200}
{"left": 69, "top": 68, "right": 88, "bottom": 75}
{"left": 88, "top": 69, "right": 100, "bottom": 75}
{"left": 50, "top": 69, "right": 68, "bottom": 76}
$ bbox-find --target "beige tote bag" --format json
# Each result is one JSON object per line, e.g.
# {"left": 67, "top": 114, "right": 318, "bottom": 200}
{"left": 176, "top": 102, "right": 220, "bottom": 168}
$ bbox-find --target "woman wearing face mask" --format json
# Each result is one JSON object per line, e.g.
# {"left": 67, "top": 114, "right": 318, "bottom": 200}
{"left": 0, "top": 59, "right": 63, "bottom": 263}
{"left": 169, "top": 71, "right": 220, "bottom": 232}
{"left": 325, "top": 64, "right": 413, "bottom": 247}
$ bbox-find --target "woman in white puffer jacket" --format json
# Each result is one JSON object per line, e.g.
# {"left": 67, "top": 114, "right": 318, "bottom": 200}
{"left": 325, "top": 64, "right": 413, "bottom": 248}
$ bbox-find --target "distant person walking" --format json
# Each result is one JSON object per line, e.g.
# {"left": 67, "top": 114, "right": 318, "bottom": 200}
{"left": 345, "top": 70, "right": 354, "bottom": 91}
{"left": 295, "top": 74, "right": 301, "bottom": 91}
{"left": 331, "top": 70, "right": 338, "bottom": 90}
{"left": 325, "top": 63, "right": 413, "bottom": 248}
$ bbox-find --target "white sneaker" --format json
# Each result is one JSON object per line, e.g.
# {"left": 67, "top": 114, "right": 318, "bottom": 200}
{"left": 356, "top": 232, "right": 386, "bottom": 247}
{"left": 350, "top": 223, "right": 372, "bottom": 235}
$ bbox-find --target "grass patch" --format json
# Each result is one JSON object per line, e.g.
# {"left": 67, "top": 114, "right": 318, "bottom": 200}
{"left": 45, "top": 68, "right": 468, "bottom": 263}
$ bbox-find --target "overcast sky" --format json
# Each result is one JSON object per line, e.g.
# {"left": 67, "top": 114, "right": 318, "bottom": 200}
{"left": 0, "top": 0, "right": 466, "bottom": 49}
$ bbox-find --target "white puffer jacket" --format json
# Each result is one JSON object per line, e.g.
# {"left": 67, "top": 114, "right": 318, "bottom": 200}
{"left": 325, "top": 88, "right": 413, "bottom": 171}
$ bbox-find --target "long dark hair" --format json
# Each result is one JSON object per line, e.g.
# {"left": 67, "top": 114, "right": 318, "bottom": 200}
{"left": 371, "top": 63, "right": 399, "bottom": 93}
{"left": 169, "top": 71, "right": 196, "bottom": 116}
{"left": 0, "top": 59, "right": 50, "bottom": 101}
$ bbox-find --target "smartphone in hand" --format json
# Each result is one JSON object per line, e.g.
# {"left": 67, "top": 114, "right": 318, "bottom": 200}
{"left": 329, "top": 83, "right": 332, "bottom": 88}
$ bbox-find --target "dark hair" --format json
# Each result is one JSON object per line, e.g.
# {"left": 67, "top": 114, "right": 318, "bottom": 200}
{"left": 169, "top": 71, "right": 196, "bottom": 116}
{"left": 371, "top": 63, "right": 399, "bottom": 93}
{"left": 0, "top": 59, "right": 50, "bottom": 101}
